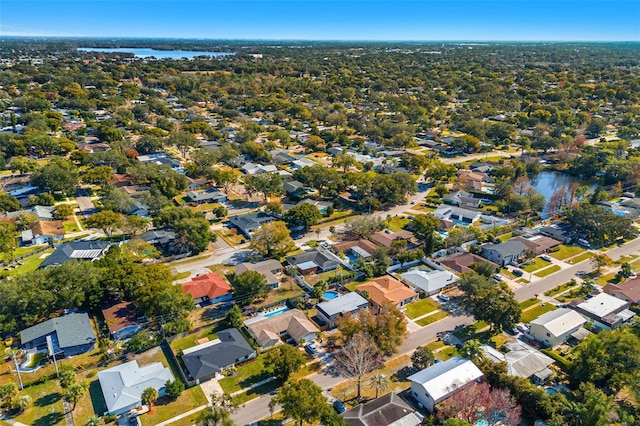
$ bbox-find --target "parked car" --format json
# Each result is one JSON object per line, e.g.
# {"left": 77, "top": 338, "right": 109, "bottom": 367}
{"left": 540, "top": 255, "right": 553, "bottom": 262}
{"left": 437, "top": 294, "right": 450, "bottom": 302}
{"left": 493, "top": 274, "right": 504, "bottom": 282}
{"left": 512, "top": 269, "right": 524, "bottom": 277}
{"left": 333, "top": 400, "right": 347, "bottom": 413}
{"left": 516, "top": 324, "right": 528, "bottom": 333}
{"left": 304, "top": 344, "right": 317, "bottom": 355}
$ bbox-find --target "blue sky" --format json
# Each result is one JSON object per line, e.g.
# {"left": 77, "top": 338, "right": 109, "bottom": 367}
{"left": 2, "top": 0, "right": 639, "bottom": 41}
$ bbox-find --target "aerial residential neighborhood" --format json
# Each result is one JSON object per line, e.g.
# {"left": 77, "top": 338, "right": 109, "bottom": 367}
{"left": 0, "top": 27, "right": 639, "bottom": 426}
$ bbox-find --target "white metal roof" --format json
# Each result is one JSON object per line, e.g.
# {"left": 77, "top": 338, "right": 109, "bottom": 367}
{"left": 530, "top": 308, "right": 586, "bottom": 337}
{"left": 408, "top": 356, "right": 483, "bottom": 403}
{"left": 577, "top": 293, "right": 627, "bottom": 318}
{"left": 401, "top": 269, "right": 459, "bottom": 294}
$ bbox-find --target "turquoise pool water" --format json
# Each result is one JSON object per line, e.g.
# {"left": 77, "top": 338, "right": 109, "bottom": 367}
{"left": 323, "top": 291, "right": 339, "bottom": 300}
{"left": 262, "top": 306, "right": 290, "bottom": 318}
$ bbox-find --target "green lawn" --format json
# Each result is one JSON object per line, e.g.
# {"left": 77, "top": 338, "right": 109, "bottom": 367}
{"left": 344, "top": 282, "right": 360, "bottom": 292}
{"left": 218, "top": 356, "right": 272, "bottom": 394}
{"left": 521, "top": 303, "right": 557, "bottom": 323}
{"left": 386, "top": 216, "right": 411, "bottom": 232}
{"left": 497, "top": 232, "right": 513, "bottom": 242}
{"left": 616, "top": 254, "right": 639, "bottom": 265}
{"left": 534, "top": 265, "right": 561, "bottom": 277}
{"left": 63, "top": 219, "right": 80, "bottom": 233}
{"left": 595, "top": 273, "right": 618, "bottom": 286}
{"left": 170, "top": 326, "right": 224, "bottom": 354}
{"left": 0, "top": 248, "right": 55, "bottom": 277}
{"left": 545, "top": 282, "right": 578, "bottom": 297}
{"left": 405, "top": 298, "right": 439, "bottom": 320}
{"left": 630, "top": 258, "right": 640, "bottom": 272}
{"left": 500, "top": 268, "right": 516, "bottom": 279}
{"left": 550, "top": 245, "right": 584, "bottom": 260}
{"left": 437, "top": 346, "right": 460, "bottom": 361}
{"left": 0, "top": 245, "right": 48, "bottom": 262}
{"left": 570, "top": 252, "right": 594, "bottom": 264}
{"left": 519, "top": 298, "right": 539, "bottom": 310}
{"left": 416, "top": 311, "right": 448, "bottom": 327}
{"left": 522, "top": 258, "right": 551, "bottom": 273}
{"left": 140, "top": 386, "right": 208, "bottom": 426}
{"left": 173, "top": 271, "right": 191, "bottom": 281}
{"left": 426, "top": 340, "right": 446, "bottom": 351}
{"left": 13, "top": 380, "right": 66, "bottom": 426}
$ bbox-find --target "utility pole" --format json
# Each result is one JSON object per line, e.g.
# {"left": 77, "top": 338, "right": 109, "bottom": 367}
{"left": 12, "top": 351, "right": 23, "bottom": 390}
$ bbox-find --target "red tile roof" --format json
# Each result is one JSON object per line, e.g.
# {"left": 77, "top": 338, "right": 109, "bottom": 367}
{"left": 182, "top": 272, "right": 232, "bottom": 300}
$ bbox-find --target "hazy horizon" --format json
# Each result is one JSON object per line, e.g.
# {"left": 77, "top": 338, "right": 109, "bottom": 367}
{"left": 2, "top": 0, "right": 639, "bottom": 42}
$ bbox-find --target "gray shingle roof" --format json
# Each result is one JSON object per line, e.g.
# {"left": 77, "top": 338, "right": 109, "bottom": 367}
{"left": 39, "top": 240, "right": 111, "bottom": 268}
{"left": 181, "top": 328, "right": 255, "bottom": 380}
{"left": 341, "top": 392, "right": 422, "bottom": 426}
{"left": 20, "top": 312, "right": 96, "bottom": 349}
{"left": 316, "top": 292, "right": 369, "bottom": 318}
{"left": 483, "top": 240, "right": 528, "bottom": 256}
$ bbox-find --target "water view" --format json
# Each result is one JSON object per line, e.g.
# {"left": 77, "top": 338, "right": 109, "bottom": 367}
{"left": 77, "top": 47, "right": 234, "bottom": 59}
{"left": 530, "top": 171, "right": 597, "bottom": 218}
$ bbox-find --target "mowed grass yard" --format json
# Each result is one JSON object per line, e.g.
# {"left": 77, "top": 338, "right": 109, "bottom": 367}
{"left": 550, "top": 245, "right": 584, "bottom": 260}
{"left": 405, "top": 298, "right": 439, "bottom": 320}
{"left": 522, "top": 258, "right": 552, "bottom": 273}
{"left": 521, "top": 303, "right": 557, "bottom": 323}
{"left": 416, "top": 311, "right": 448, "bottom": 327}
{"left": 534, "top": 265, "right": 561, "bottom": 277}
{"left": 569, "top": 252, "right": 594, "bottom": 264}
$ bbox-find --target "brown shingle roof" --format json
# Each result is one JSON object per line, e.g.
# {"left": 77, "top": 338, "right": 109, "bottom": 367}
{"left": 32, "top": 220, "right": 65, "bottom": 236}
{"left": 604, "top": 278, "right": 640, "bottom": 304}
{"left": 101, "top": 301, "right": 140, "bottom": 335}
{"left": 356, "top": 275, "right": 416, "bottom": 307}
{"left": 439, "top": 252, "right": 498, "bottom": 274}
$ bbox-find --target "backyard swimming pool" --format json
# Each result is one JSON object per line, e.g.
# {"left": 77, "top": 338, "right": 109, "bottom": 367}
{"left": 323, "top": 290, "right": 339, "bottom": 300}
{"left": 261, "top": 305, "right": 290, "bottom": 318}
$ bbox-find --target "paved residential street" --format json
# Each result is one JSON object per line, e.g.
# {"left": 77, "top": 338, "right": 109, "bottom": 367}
{"left": 230, "top": 235, "right": 640, "bottom": 425}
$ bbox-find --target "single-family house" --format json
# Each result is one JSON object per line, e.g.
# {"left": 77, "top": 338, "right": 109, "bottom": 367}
{"left": 439, "top": 252, "right": 498, "bottom": 274}
{"left": 341, "top": 392, "right": 423, "bottom": 426}
{"left": 529, "top": 308, "right": 587, "bottom": 348}
{"left": 182, "top": 272, "right": 233, "bottom": 305}
{"left": 101, "top": 301, "right": 144, "bottom": 340}
{"left": 98, "top": 360, "right": 174, "bottom": 416}
{"left": 39, "top": 240, "right": 112, "bottom": 268}
{"left": 443, "top": 190, "right": 481, "bottom": 208}
{"left": 138, "top": 228, "right": 181, "bottom": 254}
{"left": 481, "top": 342, "right": 554, "bottom": 385}
{"left": 186, "top": 189, "right": 227, "bottom": 204}
{"left": 604, "top": 277, "right": 640, "bottom": 304}
{"left": 181, "top": 328, "right": 256, "bottom": 383}
{"left": 480, "top": 240, "right": 529, "bottom": 266}
{"left": 286, "top": 248, "right": 343, "bottom": 274}
{"left": 316, "top": 292, "right": 369, "bottom": 329}
{"left": 244, "top": 309, "right": 319, "bottom": 349}
{"left": 401, "top": 269, "right": 459, "bottom": 296}
{"left": 408, "top": 356, "right": 484, "bottom": 413}
{"left": 570, "top": 293, "right": 635, "bottom": 330}
{"left": 290, "top": 157, "right": 317, "bottom": 170}
{"left": 242, "top": 162, "right": 278, "bottom": 175}
{"left": 235, "top": 259, "right": 283, "bottom": 289}
{"left": 228, "top": 212, "right": 275, "bottom": 239}
{"left": 283, "top": 180, "right": 306, "bottom": 198}
{"left": 539, "top": 223, "right": 574, "bottom": 244}
{"left": 185, "top": 176, "right": 208, "bottom": 190}
{"left": 510, "top": 235, "right": 562, "bottom": 255}
{"left": 137, "top": 153, "right": 183, "bottom": 172}
{"left": 432, "top": 205, "right": 482, "bottom": 226}
{"left": 20, "top": 313, "right": 96, "bottom": 356}
{"left": 457, "top": 170, "right": 495, "bottom": 193}
{"left": 370, "top": 230, "right": 417, "bottom": 249}
{"left": 295, "top": 198, "right": 332, "bottom": 214}
{"left": 28, "top": 220, "right": 65, "bottom": 245}
{"left": 356, "top": 275, "right": 418, "bottom": 310}
{"left": 332, "top": 239, "right": 381, "bottom": 263}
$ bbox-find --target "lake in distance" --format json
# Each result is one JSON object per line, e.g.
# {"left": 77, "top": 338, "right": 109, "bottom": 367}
{"left": 529, "top": 170, "right": 597, "bottom": 218}
{"left": 77, "top": 47, "right": 234, "bottom": 59}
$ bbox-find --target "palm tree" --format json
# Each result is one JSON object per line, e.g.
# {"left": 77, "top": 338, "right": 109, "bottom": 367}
{"left": 65, "top": 383, "right": 85, "bottom": 411}
{"left": 141, "top": 387, "right": 159, "bottom": 412}
{"left": 85, "top": 415, "right": 103, "bottom": 426}
{"left": 16, "top": 394, "right": 32, "bottom": 412}
{"left": 369, "top": 374, "right": 388, "bottom": 399}
{"left": 461, "top": 339, "right": 484, "bottom": 363}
